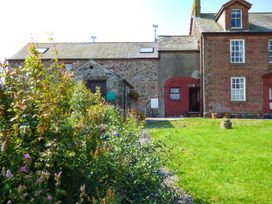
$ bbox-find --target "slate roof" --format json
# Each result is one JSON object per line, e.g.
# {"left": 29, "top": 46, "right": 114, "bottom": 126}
{"left": 249, "top": 13, "right": 272, "bottom": 32}
{"left": 9, "top": 42, "right": 158, "bottom": 60}
{"left": 194, "top": 12, "right": 272, "bottom": 33}
{"left": 9, "top": 36, "right": 200, "bottom": 60}
{"left": 158, "top": 36, "right": 198, "bottom": 51}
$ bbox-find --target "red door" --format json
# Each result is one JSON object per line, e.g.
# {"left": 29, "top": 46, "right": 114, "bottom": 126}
{"left": 263, "top": 73, "right": 272, "bottom": 113}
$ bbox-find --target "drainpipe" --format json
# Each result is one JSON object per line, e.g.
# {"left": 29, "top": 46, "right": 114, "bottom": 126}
{"left": 123, "top": 80, "right": 126, "bottom": 121}
{"left": 201, "top": 34, "right": 206, "bottom": 116}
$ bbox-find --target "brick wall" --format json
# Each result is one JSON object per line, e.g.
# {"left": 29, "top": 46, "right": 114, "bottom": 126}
{"left": 203, "top": 34, "right": 272, "bottom": 115}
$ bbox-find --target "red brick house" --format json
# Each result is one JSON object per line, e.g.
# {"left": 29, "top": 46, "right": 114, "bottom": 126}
{"left": 190, "top": 0, "right": 272, "bottom": 117}
{"left": 8, "top": 0, "right": 272, "bottom": 118}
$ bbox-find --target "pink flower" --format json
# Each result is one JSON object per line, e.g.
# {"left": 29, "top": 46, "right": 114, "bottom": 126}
{"left": 19, "top": 165, "right": 27, "bottom": 173}
{"left": 7, "top": 200, "right": 12, "bottom": 204}
{"left": 47, "top": 194, "right": 53, "bottom": 201}
{"left": 36, "top": 176, "right": 43, "bottom": 184}
{"left": 54, "top": 171, "right": 62, "bottom": 177}
{"left": 5, "top": 169, "right": 12, "bottom": 178}
{"left": 24, "top": 153, "right": 31, "bottom": 160}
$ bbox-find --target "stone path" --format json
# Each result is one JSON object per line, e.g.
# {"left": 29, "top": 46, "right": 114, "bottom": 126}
{"left": 145, "top": 117, "right": 184, "bottom": 122}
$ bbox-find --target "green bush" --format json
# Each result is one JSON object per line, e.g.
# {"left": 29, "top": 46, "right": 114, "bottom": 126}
{"left": 0, "top": 44, "right": 174, "bottom": 203}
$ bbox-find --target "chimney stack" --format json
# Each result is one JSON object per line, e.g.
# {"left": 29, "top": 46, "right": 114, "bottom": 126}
{"left": 192, "top": 0, "right": 201, "bottom": 17}
{"left": 153, "top": 24, "right": 158, "bottom": 42}
{"left": 91, "top": 36, "right": 97, "bottom": 43}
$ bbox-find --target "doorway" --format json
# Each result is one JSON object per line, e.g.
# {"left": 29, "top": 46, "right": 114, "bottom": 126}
{"left": 189, "top": 87, "right": 200, "bottom": 112}
{"left": 269, "top": 88, "right": 272, "bottom": 112}
{"left": 87, "top": 80, "right": 106, "bottom": 97}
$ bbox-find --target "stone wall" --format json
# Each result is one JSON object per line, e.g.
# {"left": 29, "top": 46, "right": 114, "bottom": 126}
{"left": 73, "top": 60, "right": 128, "bottom": 108}
{"left": 8, "top": 58, "right": 158, "bottom": 116}
{"left": 95, "top": 59, "right": 158, "bottom": 116}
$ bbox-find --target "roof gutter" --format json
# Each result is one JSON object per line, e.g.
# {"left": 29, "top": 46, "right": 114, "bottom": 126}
{"left": 202, "top": 32, "right": 272, "bottom": 36}
{"left": 8, "top": 57, "right": 159, "bottom": 61}
{"left": 158, "top": 49, "right": 200, "bottom": 52}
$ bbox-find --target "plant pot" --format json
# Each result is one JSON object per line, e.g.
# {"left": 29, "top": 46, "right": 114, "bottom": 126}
{"left": 220, "top": 119, "right": 232, "bottom": 129}
{"left": 211, "top": 113, "right": 217, "bottom": 119}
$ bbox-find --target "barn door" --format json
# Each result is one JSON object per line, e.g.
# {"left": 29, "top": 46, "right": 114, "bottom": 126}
{"left": 269, "top": 88, "right": 272, "bottom": 111}
{"left": 87, "top": 80, "right": 106, "bottom": 97}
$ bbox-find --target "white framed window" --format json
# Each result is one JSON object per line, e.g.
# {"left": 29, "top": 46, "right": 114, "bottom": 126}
{"left": 65, "top": 63, "right": 73, "bottom": 72}
{"left": 231, "top": 77, "right": 246, "bottom": 102}
{"left": 231, "top": 9, "right": 242, "bottom": 29}
{"left": 230, "top": 40, "right": 245, "bottom": 63}
{"left": 140, "top": 47, "right": 154, "bottom": 53}
{"left": 269, "top": 40, "right": 272, "bottom": 64}
{"left": 170, "top": 88, "right": 181, "bottom": 100}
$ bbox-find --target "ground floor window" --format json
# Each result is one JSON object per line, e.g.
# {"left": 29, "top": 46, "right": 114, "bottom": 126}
{"left": 269, "top": 40, "right": 272, "bottom": 64}
{"left": 170, "top": 88, "right": 180, "bottom": 100}
{"left": 231, "top": 77, "right": 246, "bottom": 101}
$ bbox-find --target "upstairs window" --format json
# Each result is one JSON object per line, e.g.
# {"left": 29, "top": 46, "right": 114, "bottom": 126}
{"left": 140, "top": 48, "right": 154, "bottom": 53}
{"left": 269, "top": 40, "right": 272, "bottom": 64}
{"left": 170, "top": 88, "right": 180, "bottom": 100}
{"left": 231, "top": 9, "right": 242, "bottom": 29}
{"left": 36, "top": 48, "right": 49, "bottom": 54}
{"left": 230, "top": 40, "right": 245, "bottom": 63}
{"left": 231, "top": 77, "right": 246, "bottom": 102}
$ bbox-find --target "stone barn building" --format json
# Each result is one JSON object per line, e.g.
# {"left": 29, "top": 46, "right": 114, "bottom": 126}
{"left": 8, "top": 0, "right": 272, "bottom": 118}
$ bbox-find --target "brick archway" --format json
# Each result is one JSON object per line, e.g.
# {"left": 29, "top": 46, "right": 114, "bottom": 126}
{"left": 262, "top": 73, "right": 272, "bottom": 113}
{"left": 165, "top": 77, "right": 200, "bottom": 117}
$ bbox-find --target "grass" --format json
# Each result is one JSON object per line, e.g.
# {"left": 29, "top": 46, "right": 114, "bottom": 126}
{"left": 146, "top": 118, "right": 272, "bottom": 204}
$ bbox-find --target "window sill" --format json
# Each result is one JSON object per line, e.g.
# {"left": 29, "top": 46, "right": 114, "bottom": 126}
{"left": 231, "top": 101, "right": 247, "bottom": 104}
{"left": 230, "top": 63, "right": 246, "bottom": 66}
{"left": 230, "top": 27, "right": 243, "bottom": 30}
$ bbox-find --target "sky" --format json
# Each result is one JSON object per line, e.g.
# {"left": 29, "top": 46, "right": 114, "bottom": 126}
{"left": 0, "top": 0, "right": 271, "bottom": 61}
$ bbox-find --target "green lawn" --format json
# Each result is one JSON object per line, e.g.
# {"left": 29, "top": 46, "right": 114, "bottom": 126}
{"left": 146, "top": 118, "right": 272, "bottom": 204}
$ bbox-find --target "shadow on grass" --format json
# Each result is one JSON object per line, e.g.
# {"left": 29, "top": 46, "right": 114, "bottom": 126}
{"left": 193, "top": 198, "right": 210, "bottom": 204}
{"left": 145, "top": 121, "right": 175, "bottom": 129}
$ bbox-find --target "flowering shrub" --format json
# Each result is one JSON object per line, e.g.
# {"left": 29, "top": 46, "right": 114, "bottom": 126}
{"left": 0, "top": 44, "right": 175, "bottom": 203}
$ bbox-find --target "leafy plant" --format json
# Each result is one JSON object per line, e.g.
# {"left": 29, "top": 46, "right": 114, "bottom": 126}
{"left": 128, "top": 90, "right": 140, "bottom": 101}
{"left": 0, "top": 44, "right": 175, "bottom": 203}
